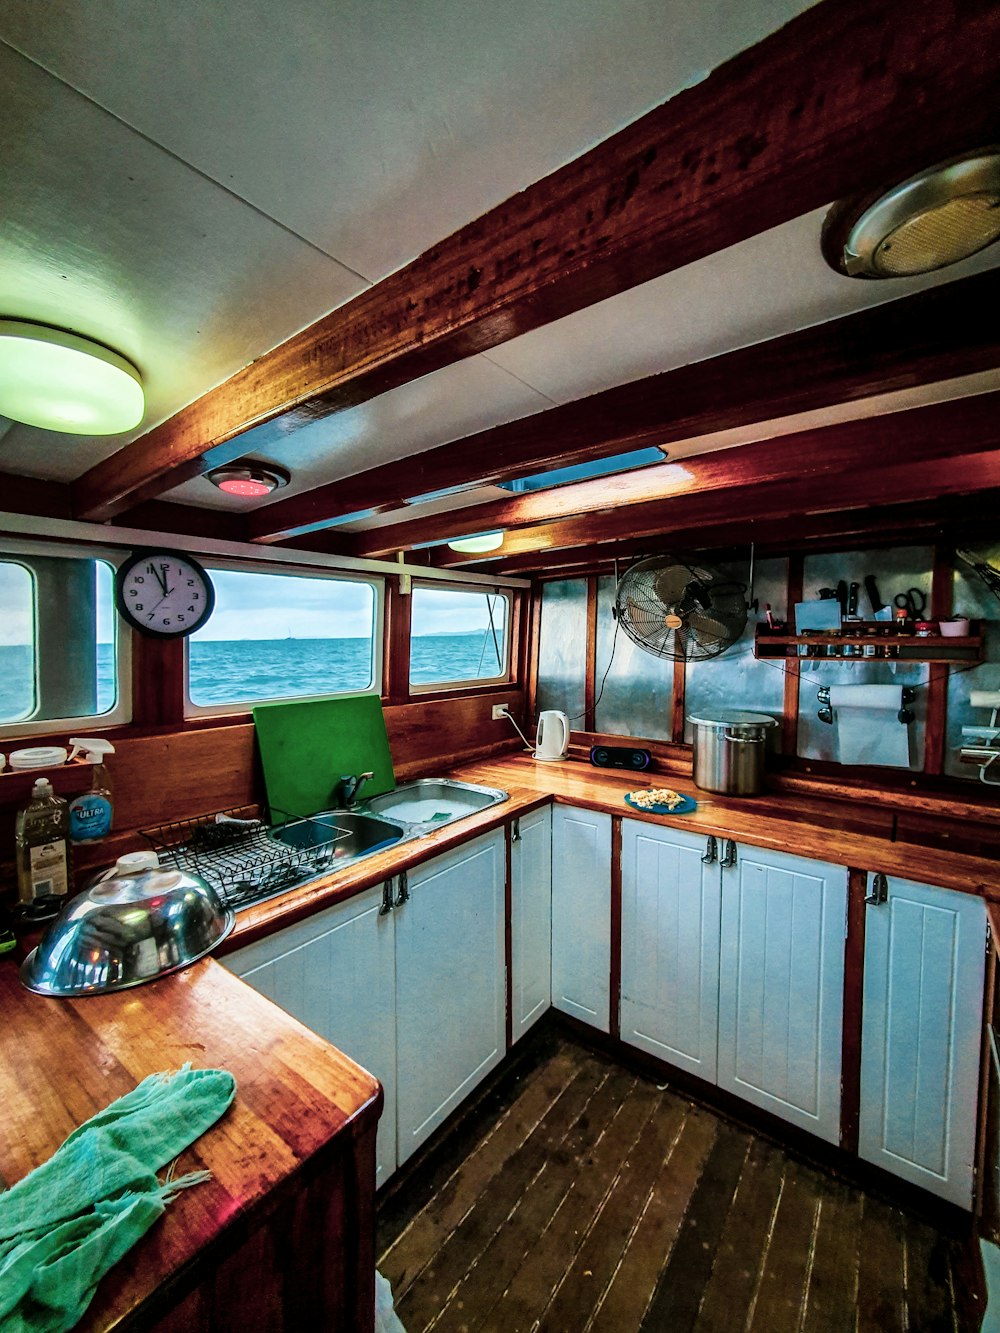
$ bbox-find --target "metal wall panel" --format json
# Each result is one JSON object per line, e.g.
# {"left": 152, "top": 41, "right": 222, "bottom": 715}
{"left": 535, "top": 578, "right": 587, "bottom": 723}
{"left": 594, "top": 575, "right": 674, "bottom": 741}
{"left": 797, "top": 547, "right": 932, "bottom": 767}
{"left": 683, "top": 558, "right": 788, "bottom": 744}
{"left": 945, "top": 541, "right": 1000, "bottom": 779}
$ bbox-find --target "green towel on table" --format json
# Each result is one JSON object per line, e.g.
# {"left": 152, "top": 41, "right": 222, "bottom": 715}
{"left": 0, "top": 1065, "right": 236, "bottom": 1333}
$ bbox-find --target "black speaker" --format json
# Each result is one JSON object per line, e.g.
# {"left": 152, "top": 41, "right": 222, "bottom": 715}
{"left": 589, "top": 744, "right": 651, "bottom": 771}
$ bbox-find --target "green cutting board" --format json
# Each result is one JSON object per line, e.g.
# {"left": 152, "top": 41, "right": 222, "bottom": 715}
{"left": 253, "top": 695, "right": 395, "bottom": 820}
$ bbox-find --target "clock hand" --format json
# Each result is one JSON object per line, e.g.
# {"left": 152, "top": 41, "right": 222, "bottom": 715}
{"left": 150, "top": 565, "right": 168, "bottom": 595}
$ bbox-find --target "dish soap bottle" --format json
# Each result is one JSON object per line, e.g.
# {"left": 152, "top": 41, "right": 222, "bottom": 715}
{"left": 16, "top": 777, "right": 72, "bottom": 916}
{"left": 67, "top": 738, "right": 115, "bottom": 843}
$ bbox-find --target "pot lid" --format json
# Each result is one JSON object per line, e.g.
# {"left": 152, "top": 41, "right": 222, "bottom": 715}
{"left": 686, "top": 709, "right": 778, "bottom": 730}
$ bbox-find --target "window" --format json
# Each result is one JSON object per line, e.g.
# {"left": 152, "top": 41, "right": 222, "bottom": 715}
{"left": 0, "top": 549, "right": 123, "bottom": 733}
{"left": 186, "top": 567, "right": 382, "bottom": 711}
{"left": 409, "top": 584, "right": 510, "bottom": 688}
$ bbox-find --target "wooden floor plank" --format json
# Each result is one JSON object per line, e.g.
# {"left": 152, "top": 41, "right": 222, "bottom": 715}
{"left": 396, "top": 1059, "right": 621, "bottom": 1330}
{"left": 640, "top": 1121, "right": 751, "bottom": 1333}
{"left": 800, "top": 1176, "right": 862, "bottom": 1333}
{"left": 746, "top": 1158, "right": 821, "bottom": 1333}
{"left": 378, "top": 1043, "right": 581, "bottom": 1296}
{"left": 531, "top": 1092, "right": 690, "bottom": 1333}
{"left": 855, "top": 1194, "right": 907, "bottom": 1333}
{"left": 480, "top": 1080, "right": 665, "bottom": 1332}
{"left": 587, "top": 1105, "right": 719, "bottom": 1333}
{"left": 903, "top": 1213, "right": 963, "bottom": 1333}
{"left": 692, "top": 1137, "right": 787, "bottom": 1333}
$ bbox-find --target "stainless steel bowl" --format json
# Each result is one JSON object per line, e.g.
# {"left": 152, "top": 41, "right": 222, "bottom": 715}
{"left": 20, "top": 865, "right": 234, "bottom": 997}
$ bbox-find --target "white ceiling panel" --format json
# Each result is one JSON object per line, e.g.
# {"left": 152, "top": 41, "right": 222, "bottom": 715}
{"left": 0, "top": 43, "right": 366, "bottom": 481}
{"left": 484, "top": 209, "right": 1000, "bottom": 403}
{"left": 0, "top": 0, "right": 813, "bottom": 282}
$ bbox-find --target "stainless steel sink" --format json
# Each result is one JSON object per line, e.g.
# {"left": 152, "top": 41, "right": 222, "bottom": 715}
{"left": 363, "top": 778, "right": 507, "bottom": 828}
{"left": 270, "top": 810, "right": 406, "bottom": 862}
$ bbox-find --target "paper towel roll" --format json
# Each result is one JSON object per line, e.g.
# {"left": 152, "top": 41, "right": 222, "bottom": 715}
{"left": 969, "top": 691, "right": 1000, "bottom": 710}
{"left": 829, "top": 685, "right": 909, "bottom": 768}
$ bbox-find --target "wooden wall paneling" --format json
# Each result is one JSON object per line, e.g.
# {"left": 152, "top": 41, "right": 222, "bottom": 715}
{"left": 526, "top": 580, "right": 543, "bottom": 724}
{"left": 840, "top": 867, "right": 868, "bottom": 1155}
{"left": 384, "top": 692, "right": 525, "bottom": 782}
{"left": 584, "top": 577, "right": 598, "bottom": 732}
{"left": 73, "top": 0, "right": 1000, "bottom": 522}
{"left": 924, "top": 544, "right": 955, "bottom": 776}
{"left": 782, "top": 555, "right": 804, "bottom": 758}
{"left": 671, "top": 657, "right": 687, "bottom": 744}
{"left": 131, "top": 635, "right": 187, "bottom": 728}
{"left": 356, "top": 392, "right": 1000, "bottom": 558}
{"left": 382, "top": 576, "right": 412, "bottom": 705}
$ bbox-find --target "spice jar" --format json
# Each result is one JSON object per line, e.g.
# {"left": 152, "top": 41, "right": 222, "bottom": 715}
{"left": 914, "top": 621, "right": 936, "bottom": 638}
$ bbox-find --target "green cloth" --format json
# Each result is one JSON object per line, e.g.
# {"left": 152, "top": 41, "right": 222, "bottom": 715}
{"left": 0, "top": 1065, "right": 236, "bottom": 1333}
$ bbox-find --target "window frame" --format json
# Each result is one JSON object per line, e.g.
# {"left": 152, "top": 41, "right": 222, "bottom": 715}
{"left": 0, "top": 537, "right": 132, "bottom": 739}
{"left": 408, "top": 578, "right": 513, "bottom": 695}
{"left": 183, "top": 560, "right": 385, "bottom": 718}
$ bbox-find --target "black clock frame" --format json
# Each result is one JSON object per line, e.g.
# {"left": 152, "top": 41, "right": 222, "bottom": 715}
{"left": 113, "top": 548, "right": 216, "bottom": 638}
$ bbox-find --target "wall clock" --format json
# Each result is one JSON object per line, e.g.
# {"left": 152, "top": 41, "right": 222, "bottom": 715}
{"left": 114, "top": 549, "right": 216, "bottom": 638}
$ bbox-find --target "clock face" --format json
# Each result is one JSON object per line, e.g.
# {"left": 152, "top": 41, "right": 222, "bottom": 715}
{"left": 114, "top": 550, "right": 215, "bottom": 638}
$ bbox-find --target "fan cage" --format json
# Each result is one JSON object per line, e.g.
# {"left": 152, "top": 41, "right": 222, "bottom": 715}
{"left": 614, "top": 557, "right": 748, "bottom": 661}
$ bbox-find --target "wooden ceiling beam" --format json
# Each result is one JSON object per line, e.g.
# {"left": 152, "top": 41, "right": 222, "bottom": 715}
{"left": 350, "top": 391, "right": 1000, "bottom": 557}
{"left": 248, "top": 269, "right": 1000, "bottom": 543}
{"left": 72, "top": 0, "right": 1000, "bottom": 524}
{"left": 431, "top": 446, "right": 1000, "bottom": 567}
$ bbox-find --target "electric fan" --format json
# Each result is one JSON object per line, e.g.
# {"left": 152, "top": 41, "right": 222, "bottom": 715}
{"left": 612, "top": 555, "right": 749, "bottom": 661}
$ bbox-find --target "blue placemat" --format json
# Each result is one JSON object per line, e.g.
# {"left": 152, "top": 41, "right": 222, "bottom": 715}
{"left": 624, "top": 792, "right": 698, "bottom": 816}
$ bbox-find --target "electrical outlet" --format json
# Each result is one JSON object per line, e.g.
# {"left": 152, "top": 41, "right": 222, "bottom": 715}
{"left": 491, "top": 704, "right": 510, "bottom": 721}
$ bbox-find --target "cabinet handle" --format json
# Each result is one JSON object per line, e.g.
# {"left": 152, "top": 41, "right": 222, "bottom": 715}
{"left": 511, "top": 818, "right": 521, "bottom": 844}
{"left": 864, "top": 871, "right": 888, "bottom": 906}
{"left": 701, "top": 835, "right": 718, "bottom": 865}
{"left": 379, "top": 880, "right": 394, "bottom": 916}
{"left": 394, "top": 871, "right": 410, "bottom": 907}
{"left": 720, "top": 839, "right": 738, "bottom": 869}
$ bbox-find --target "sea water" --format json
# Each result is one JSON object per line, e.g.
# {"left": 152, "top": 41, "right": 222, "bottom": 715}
{"left": 0, "top": 632, "right": 505, "bottom": 722}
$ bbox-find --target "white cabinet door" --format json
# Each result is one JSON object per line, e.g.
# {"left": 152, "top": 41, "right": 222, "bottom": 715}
{"left": 860, "top": 875, "right": 985, "bottom": 1207}
{"left": 224, "top": 883, "right": 397, "bottom": 1186}
{"left": 394, "top": 829, "right": 505, "bottom": 1165}
{"left": 551, "top": 805, "right": 611, "bottom": 1033}
{"left": 717, "top": 844, "right": 846, "bottom": 1144}
{"left": 510, "top": 805, "right": 552, "bottom": 1043}
{"left": 620, "top": 820, "right": 721, "bottom": 1080}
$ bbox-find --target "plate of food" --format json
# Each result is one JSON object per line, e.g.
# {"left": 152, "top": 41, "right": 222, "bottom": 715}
{"left": 624, "top": 787, "right": 698, "bottom": 816}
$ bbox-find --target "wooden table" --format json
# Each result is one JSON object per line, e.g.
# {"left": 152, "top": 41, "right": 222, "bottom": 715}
{"left": 0, "top": 959, "right": 382, "bottom": 1332}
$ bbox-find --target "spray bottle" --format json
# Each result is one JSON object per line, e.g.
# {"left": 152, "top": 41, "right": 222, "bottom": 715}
{"left": 67, "top": 738, "right": 116, "bottom": 843}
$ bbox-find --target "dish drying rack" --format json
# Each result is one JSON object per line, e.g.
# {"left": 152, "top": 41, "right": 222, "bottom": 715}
{"left": 957, "top": 691, "right": 1000, "bottom": 787}
{"left": 141, "top": 806, "right": 349, "bottom": 910}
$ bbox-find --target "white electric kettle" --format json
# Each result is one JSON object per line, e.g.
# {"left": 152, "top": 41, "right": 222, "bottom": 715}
{"left": 534, "top": 710, "right": 570, "bottom": 762}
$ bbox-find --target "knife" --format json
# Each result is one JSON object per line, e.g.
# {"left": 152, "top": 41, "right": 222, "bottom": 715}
{"left": 847, "top": 582, "right": 859, "bottom": 617}
{"left": 864, "top": 574, "right": 885, "bottom": 614}
{"left": 836, "top": 580, "right": 848, "bottom": 615}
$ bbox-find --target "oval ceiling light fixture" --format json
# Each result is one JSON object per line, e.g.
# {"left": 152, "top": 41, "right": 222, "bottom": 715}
{"left": 206, "top": 462, "right": 290, "bottom": 498}
{"left": 447, "top": 531, "right": 504, "bottom": 554}
{"left": 0, "top": 320, "right": 145, "bottom": 434}
{"left": 821, "top": 149, "right": 1000, "bottom": 279}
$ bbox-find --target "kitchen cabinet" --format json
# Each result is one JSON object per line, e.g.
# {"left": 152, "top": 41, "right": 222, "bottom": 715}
{"left": 394, "top": 829, "right": 506, "bottom": 1165}
{"left": 510, "top": 805, "right": 552, "bottom": 1043}
{"left": 224, "top": 881, "right": 397, "bottom": 1186}
{"left": 621, "top": 821, "right": 846, "bottom": 1145}
{"left": 620, "top": 821, "right": 720, "bottom": 1081}
{"left": 551, "top": 805, "right": 611, "bottom": 1033}
{"left": 226, "top": 827, "right": 505, "bottom": 1183}
{"left": 717, "top": 843, "right": 846, "bottom": 1145}
{"left": 859, "top": 873, "right": 985, "bottom": 1207}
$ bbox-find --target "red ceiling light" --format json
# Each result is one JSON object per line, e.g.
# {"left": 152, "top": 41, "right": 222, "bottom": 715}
{"left": 206, "top": 463, "right": 290, "bottom": 498}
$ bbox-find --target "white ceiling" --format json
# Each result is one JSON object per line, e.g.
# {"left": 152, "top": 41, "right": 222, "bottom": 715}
{"left": 1, "top": 0, "right": 998, "bottom": 518}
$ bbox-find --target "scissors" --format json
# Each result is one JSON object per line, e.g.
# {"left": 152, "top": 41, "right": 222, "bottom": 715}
{"left": 894, "top": 588, "right": 927, "bottom": 618}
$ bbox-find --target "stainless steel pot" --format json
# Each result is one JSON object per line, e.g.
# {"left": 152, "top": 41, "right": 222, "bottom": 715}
{"left": 687, "top": 710, "right": 778, "bottom": 796}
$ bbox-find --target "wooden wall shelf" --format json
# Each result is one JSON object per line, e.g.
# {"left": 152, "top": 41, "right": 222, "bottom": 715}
{"left": 754, "top": 622, "right": 984, "bottom": 665}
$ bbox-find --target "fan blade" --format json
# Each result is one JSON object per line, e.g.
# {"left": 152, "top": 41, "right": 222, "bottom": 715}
{"left": 687, "top": 609, "right": 731, "bottom": 641}
{"left": 653, "top": 565, "right": 695, "bottom": 605}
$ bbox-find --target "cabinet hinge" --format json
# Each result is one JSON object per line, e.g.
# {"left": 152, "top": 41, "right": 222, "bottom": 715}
{"left": 865, "top": 872, "right": 889, "bottom": 906}
{"left": 379, "top": 880, "right": 394, "bottom": 916}
{"left": 720, "top": 839, "right": 737, "bottom": 869}
{"left": 701, "top": 835, "right": 718, "bottom": 865}
{"left": 511, "top": 818, "right": 521, "bottom": 844}
{"left": 394, "top": 870, "right": 410, "bottom": 907}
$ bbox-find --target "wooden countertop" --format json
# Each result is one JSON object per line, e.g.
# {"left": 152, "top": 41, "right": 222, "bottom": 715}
{"left": 225, "top": 755, "right": 1000, "bottom": 949}
{"left": 0, "top": 959, "right": 381, "bottom": 1330}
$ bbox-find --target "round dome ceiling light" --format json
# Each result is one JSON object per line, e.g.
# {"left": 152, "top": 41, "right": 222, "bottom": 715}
{"left": 206, "top": 462, "right": 290, "bottom": 498}
{"left": 821, "top": 150, "right": 1000, "bottom": 279}
{"left": 0, "top": 320, "right": 145, "bottom": 434}
{"left": 447, "top": 531, "right": 504, "bottom": 554}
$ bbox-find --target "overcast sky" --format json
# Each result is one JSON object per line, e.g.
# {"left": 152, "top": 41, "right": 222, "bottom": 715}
{"left": 0, "top": 560, "right": 505, "bottom": 644}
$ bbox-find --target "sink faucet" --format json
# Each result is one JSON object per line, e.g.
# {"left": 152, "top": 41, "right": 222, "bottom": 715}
{"left": 336, "top": 771, "right": 375, "bottom": 810}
